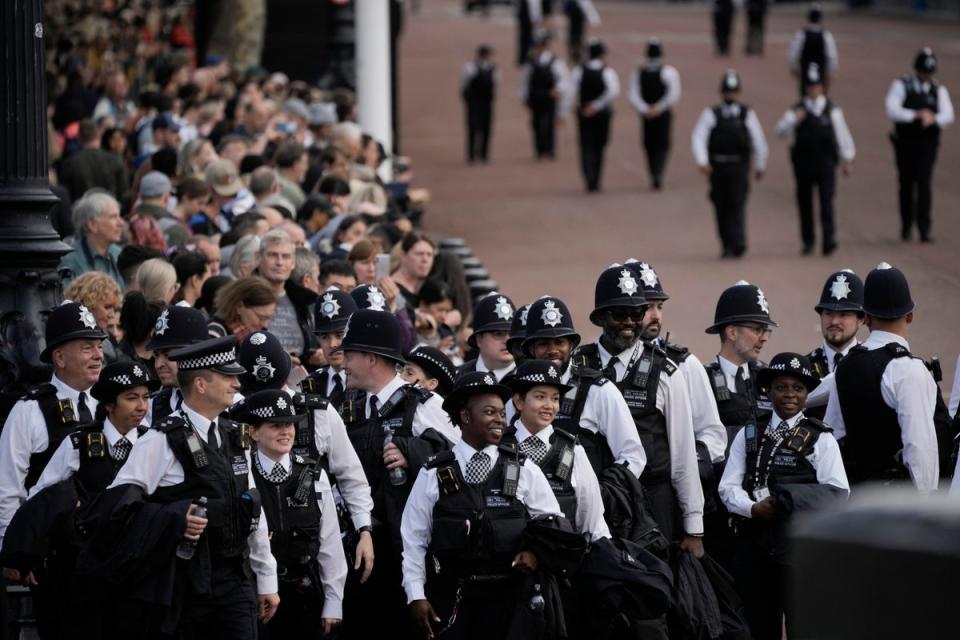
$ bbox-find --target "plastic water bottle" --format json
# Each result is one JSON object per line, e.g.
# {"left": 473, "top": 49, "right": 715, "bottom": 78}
{"left": 528, "top": 583, "right": 545, "bottom": 612}
{"left": 176, "top": 496, "right": 208, "bottom": 560}
{"left": 383, "top": 428, "right": 407, "bottom": 486}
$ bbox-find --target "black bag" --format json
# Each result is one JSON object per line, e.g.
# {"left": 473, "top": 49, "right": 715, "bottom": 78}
{"left": 669, "top": 550, "right": 723, "bottom": 640}
{"left": 521, "top": 514, "right": 590, "bottom": 576}
{"left": 598, "top": 464, "right": 670, "bottom": 559}
{"left": 698, "top": 554, "right": 752, "bottom": 640}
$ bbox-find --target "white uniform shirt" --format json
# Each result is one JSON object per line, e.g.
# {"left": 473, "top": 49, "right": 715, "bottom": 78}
{"left": 365, "top": 374, "right": 461, "bottom": 445}
{"left": 787, "top": 27, "right": 839, "bottom": 76}
{"left": 948, "top": 354, "right": 960, "bottom": 418}
{"left": 566, "top": 61, "right": 620, "bottom": 116}
{"left": 400, "top": 439, "right": 562, "bottom": 603}
{"left": 823, "top": 330, "right": 939, "bottom": 492}
{"left": 256, "top": 451, "right": 347, "bottom": 618}
{"left": 715, "top": 355, "right": 751, "bottom": 394}
{"left": 514, "top": 421, "right": 610, "bottom": 541}
{"left": 594, "top": 344, "right": 705, "bottom": 534}
{"left": 282, "top": 386, "right": 373, "bottom": 530}
{"left": 691, "top": 103, "right": 769, "bottom": 171}
{"left": 30, "top": 418, "right": 143, "bottom": 496}
{"left": 885, "top": 77, "right": 954, "bottom": 128}
{"left": 325, "top": 368, "right": 347, "bottom": 399}
{"left": 108, "top": 402, "right": 278, "bottom": 594}
{"left": 805, "top": 339, "right": 859, "bottom": 410}
{"left": 719, "top": 411, "right": 849, "bottom": 519}
{"left": 628, "top": 64, "right": 681, "bottom": 115}
{"left": 0, "top": 375, "right": 97, "bottom": 543}
{"left": 460, "top": 60, "right": 500, "bottom": 96}
{"left": 559, "top": 361, "right": 647, "bottom": 478}
{"left": 519, "top": 52, "right": 570, "bottom": 117}
{"left": 475, "top": 359, "right": 517, "bottom": 383}
{"left": 775, "top": 95, "right": 856, "bottom": 163}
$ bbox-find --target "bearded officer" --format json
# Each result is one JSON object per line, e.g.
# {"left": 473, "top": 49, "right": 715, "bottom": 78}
{"left": 146, "top": 304, "right": 211, "bottom": 426}
{"left": 0, "top": 302, "right": 105, "bottom": 551}
{"left": 692, "top": 70, "right": 768, "bottom": 259}
{"left": 458, "top": 292, "right": 517, "bottom": 382}
{"left": 627, "top": 38, "right": 681, "bottom": 191}
{"left": 803, "top": 269, "right": 864, "bottom": 420}
{"left": 824, "top": 263, "right": 939, "bottom": 491}
{"left": 108, "top": 335, "right": 280, "bottom": 637}
{"left": 521, "top": 295, "right": 647, "bottom": 483}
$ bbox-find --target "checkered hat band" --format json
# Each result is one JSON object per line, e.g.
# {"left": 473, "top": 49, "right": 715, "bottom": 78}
{"left": 253, "top": 407, "right": 275, "bottom": 419}
{"left": 519, "top": 373, "right": 547, "bottom": 383}
{"left": 110, "top": 375, "right": 133, "bottom": 385}
{"left": 411, "top": 351, "right": 452, "bottom": 379}
{"left": 179, "top": 348, "right": 237, "bottom": 370}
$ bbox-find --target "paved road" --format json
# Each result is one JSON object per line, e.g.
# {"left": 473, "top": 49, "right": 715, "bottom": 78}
{"left": 400, "top": 1, "right": 960, "bottom": 389}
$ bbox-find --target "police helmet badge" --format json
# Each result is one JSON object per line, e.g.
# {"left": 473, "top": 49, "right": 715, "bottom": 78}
{"left": 830, "top": 274, "right": 851, "bottom": 301}
{"left": 254, "top": 355, "right": 276, "bottom": 382}
{"left": 541, "top": 300, "right": 563, "bottom": 327}
{"left": 495, "top": 296, "right": 514, "bottom": 321}
{"left": 618, "top": 270, "right": 639, "bottom": 296}
{"left": 155, "top": 309, "right": 170, "bottom": 335}
{"left": 756, "top": 289, "right": 769, "bottom": 314}
{"left": 79, "top": 305, "right": 97, "bottom": 330}
{"left": 320, "top": 293, "right": 341, "bottom": 319}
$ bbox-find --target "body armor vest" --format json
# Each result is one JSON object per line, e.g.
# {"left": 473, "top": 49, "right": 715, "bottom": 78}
{"left": 708, "top": 104, "right": 751, "bottom": 164}
{"left": 792, "top": 100, "right": 838, "bottom": 166}
{"left": 742, "top": 417, "right": 825, "bottom": 496}
{"left": 704, "top": 359, "right": 773, "bottom": 452}
{"left": 639, "top": 64, "right": 666, "bottom": 105}
{"left": 579, "top": 65, "right": 607, "bottom": 109}
{"left": 24, "top": 384, "right": 81, "bottom": 489}
{"left": 71, "top": 421, "right": 146, "bottom": 498}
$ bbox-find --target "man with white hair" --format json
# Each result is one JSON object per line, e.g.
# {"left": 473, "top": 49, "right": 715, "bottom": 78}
{"left": 59, "top": 191, "right": 125, "bottom": 288}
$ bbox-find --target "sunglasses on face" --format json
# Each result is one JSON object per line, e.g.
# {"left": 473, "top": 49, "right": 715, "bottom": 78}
{"left": 607, "top": 308, "right": 646, "bottom": 322}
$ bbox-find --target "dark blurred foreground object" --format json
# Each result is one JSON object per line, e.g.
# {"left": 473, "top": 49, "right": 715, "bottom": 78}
{"left": 792, "top": 487, "right": 960, "bottom": 639}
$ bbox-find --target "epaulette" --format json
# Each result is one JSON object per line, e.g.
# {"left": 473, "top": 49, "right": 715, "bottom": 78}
{"left": 425, "top": 449, "right": 456, "bottom": 470}
{"left": 497, "top": 441, "right": 520, "bottom": 457}
{"left": 23, "top": 383, "right": 57, "bottom": 401}
{"left": 551, "top": 426, "right": 578, "bottom": 445}
{"left": 293, "top": 392, "right": 329, "bottom": 411}
{"left": 798, "top": 416, "right": 832, "bottom": 433}
{"left": 293, "top": 454, "right": 317, "bottom": 467}
{"left": 403, "top": 384, "right": 432, "bottom": 404}
{"left": 157, "top": 415, "right": 188, "bottom": 433}
{"left": 570, "top": 343, "right": 600, "bottom": 370}
{"left": 883, "top": 343, "right": 912, "bottom": 359}
{"left": 784, "top": 419, "right": 828, "bottom": 455}
{"left": 662, "top": 342, "right": 690, "bottom": 364}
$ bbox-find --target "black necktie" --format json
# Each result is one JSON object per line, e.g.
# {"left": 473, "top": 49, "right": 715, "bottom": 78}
{"left": 77, "top": 392, "right": 93, "bottom": 424}
{"left": 332, "top": 374, "right": 344, "bottom": 398}
{"left": 369, "top": 395, "right": 379, "bottom": 420}
{"left": 601, "top": 359, "right": 618, "bottom": 383}
{"left": 734, "top": 368, "right": 749, "bottom": 397}
{"left": 210, "top": 421, "right": 221, "bottom": 449}
{"left": 833, "top": 352, "right": 843, "bottom": 371}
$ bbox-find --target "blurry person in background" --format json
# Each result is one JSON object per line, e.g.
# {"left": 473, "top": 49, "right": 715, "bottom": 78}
{"left": 136, "top": 258, "right": 179, "bottom": 305}
{"left": 117, "top": 291, "right": 163, "bottom": 377}
{"left": 172, "top": 252, "right": 212, "bottom": 306}
{"left": 390, "top": 232, "right": 436, "bottom": 312}
{"left": 209, "top": 276, "right": 278, "bottom": 341}
{"left": 64, "top": 272, "right": 125, "bottom": 363}
{"left": 319, "top": 260, "right": 358, "bottom": 293}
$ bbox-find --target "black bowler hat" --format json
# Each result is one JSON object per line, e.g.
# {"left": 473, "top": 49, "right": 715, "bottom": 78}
{"left": 468, "top": 292, "right": 516, "bottom": 348}
{"left": 808, "top": 4, "right": 822, "bottom": 23}
{"left": 91, "top": 361, "right": 161, "bottom": 404}
{"left": 477, "top": 44, "right": 493, "bottom": 58}
{"left": 647, "top": 38, "right": 662, "bottom": 60}
{"left": 314, "top": 287, "right": 357, "bottom": 335}
{"left": 815, "top": 269, "right": 864, "bottom": 314}
{"left": 705, "top": 281, "right": 777, "bottom": 334}
{"left": 147, "top": 305, "right": 209, "bottom": 351}
{"left": 863, "top": 262, "right": 914, "bottom": 319}
{"left": 522, "top": 296, "right": 581, "bottom": 355}
{"left": 720, "top": 69, "right": 741, "bottom": 93}
{"left": 332, "top": 309, "right": 404, "bottom": 364}
{"left": 756, "top": 352, "right": 820, "bottom": 394}
{"left": 914, "top": 47, "right": 937, "bottom": 74}
{"left": 169, "top": 335, "right": 246, "bottom": 376}
{"left": 405, "top": 346, "right": 457, "bottom": 397}
{"left": 231, "top": 389, "right": 305, "bottom": 425}
{"left": 350, "top": 284, "right": 389, "bottom": 312}
{"left": 40, "top": 301, "right": 108, "bottom": 363}
{"left": 510, "top": 359, "right": 572, "bottom": 396}
{"left": 588, "top": 39, "right": 607, "bottom": 59}
{"left": 441, "top": 371, "right": 513, "bottom": 423}
{"left": 624, "top": 259, "right": 669, "bottom": 301}
{"left": 590, "top": 264, "right": 647, "bottom": 326}
{"left": 238, "top": 331, "right": 292, "bottom": 393}
{"left": 506, "top": 303, "right": 532, "bottom": 353}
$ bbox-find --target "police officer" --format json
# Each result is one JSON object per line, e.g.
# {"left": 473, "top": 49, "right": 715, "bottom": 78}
{"left": 458, "top": 292, "right": 517, "bottom": 381}
{"left": 692, "top": 70, "right": 768, "bottom": 259}
{"left": 303, "top": 287, "right": 358, "bottom": 409}
{"left": 712, "top": 0, "right": 735, "bottom": 57}
{"left": 824, "top": 263, "right": 940, "bottom": 491}
{"left": 237, "top": 329, "right": 377, "bottom": 593}
{"left": 401, "top": 371, "right": 562, "bottom": 640}
{"left": 521, "top": 30, "right": 569, "bottom": 160}
{"left": 885, "top": 47, "right": 954, "bottom": 243}
{"left": 564, "top": 0, "right": 600, "bottom": 64}
{"left": 461, "top": 44, "right": 498, "bottom": 164}
{"left": 334, "top": 309, "right": 459, "bottom": 640}
{"left": 719, "top": 353, "right": 848, "bottom": 640}
{"left": 624, "top": 259, "right": 728, "bottom": 466}
{"left": 506, "top": 303, "right": 532, "bottom": 366}
{"left": 402, "top": 346, "right": 458, "bottom": 398}
{"left": 516, "top": 0, "right": 544, "bottom": 67}
{"left": 234, "top": 389, "right": 347, "bottom": 638}
{"left": 803, "top": 269, "right": 865, "bottom": 419}
{"left": 109, "top": 335, "right": 280, "bottom": 637}
{"left": 776, "top": 62, "right": 855, "bottom": 256}
{"left": 788, "top": 5, "right": 838, "bottom": 95}
{"left": 147, "top": 304, "right": 211, "bottom": 426}
{"left": 569, "top": 39, "right": 619, "bottom": 193}
{"left": 744, "top": 0, "right": 768, "bottom": 56}
{"left": 574, "top": 265, "right": 704, "bottom": 551}
{"left": 0, "top": 302, "right": 105, "bottom": 548}
{"left": 522, "top": 295, "right": 648, "bottom": 482}
{"left": 627, "top": 38, "right": 681, "bottom": 191}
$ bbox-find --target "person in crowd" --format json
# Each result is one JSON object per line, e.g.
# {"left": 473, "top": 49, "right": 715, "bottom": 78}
{"left": 172, "top": 251, "right": 213, "bottom": 307}
{"left": 59, "top": 191, "right": 125, "bottom": 289}
{"left": 319, "top": 259, "right": 359, "bottom": 292}
{"left": 136, "top": 257, "right": 179, "bottom": 305}
{"left": 390, "top": 232, "right": 436, "bottom": 312}
{"left": 209, "top": 276, "right": 278, "bottom": 341}
{"left": 57, "top": 119, "right": 128, "bottom": 202}
{"left": 64, "top": 272, "right": 125, "bottom": 363}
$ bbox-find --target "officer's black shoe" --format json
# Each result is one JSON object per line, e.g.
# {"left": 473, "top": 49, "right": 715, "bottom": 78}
{"left": 732, "top": 246, "right": 747, "bottom": 258}
{"left": 652, "top": 176, "right": 662, "bottom": 190}
{"left": 901, "top": 227, "right": 912, "bottom": 241}
{"left": 721, "top": 247, "right": 734, "bottom": 259}
{"left": 920, "top": 234, "right": 934, "bottom": 243}
{"left": 822, "top": 241, "right": 837, "bottom": 256}
{"left": 802, "top": 244, "right": 815, "bottom": 256}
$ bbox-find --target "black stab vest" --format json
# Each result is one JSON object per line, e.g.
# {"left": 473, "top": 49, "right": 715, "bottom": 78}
{"left": 465, "top": 64, "right": 495, "bottom": 103}
{"left": 71, "top": 421, "right": 146, "bottom": 498}
{"left": 553, "top": 362, "right": 615, "bottom": 476}
{"left": 708, "top": 104, "right": 751, "bottom": 164}
{"left": 896, "top": 75, "right": 941, "bottom": 144}
{"left": 290, "top": 392, "right": 329, "bottom": 461}
{"left": 150, "top": 387, "right": 180, "bottom": 428}
{"left": 742, "top": 417, "right": 825, "bottom": 495}
{"left": 799, "top": 28, "right": 827, "bottom": 76}
{"left": 792, "top": 100, "right": 838, "bottom": 165}
{"left": 24, "top": 384, "right": 81, "bottom": 490}
{"left": 640, "top": 64, "right": 666, "bottom": 104}
{"left": 579, "top": 65, "right": 607, "bottom": 109}
{"left": 529, "top": 55, "right": 556, "bottom": 107}
{"left": 704, "top": 359, "right": 773, "bottom": 452}
{"left": 502, "top": 426, "right": 578, "bottom": 524}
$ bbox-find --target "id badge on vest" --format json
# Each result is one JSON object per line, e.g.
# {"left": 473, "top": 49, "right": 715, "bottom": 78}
{"left": 753, "top": 486, "right": 771, "bottom": 501}
{"left": 622, "top": 388, "right": 648, "bottom": 410}
{"left": 232, "top": 454, "right": 249, "bottom": 476}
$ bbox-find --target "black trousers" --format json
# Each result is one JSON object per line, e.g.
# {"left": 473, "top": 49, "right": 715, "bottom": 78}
{"left": 341, "top": 526, "right": 414, "bottom": 640}
{"left": 177, "top": 563, "right": 258, "bottom": 640}
{"left": 567, "top": 3, "right": 585, "bottom": 63}
{"left": 713, "top": 9, "right": 734, "bottom": 55}
{"left": 260, "top": 575, "right": 325, "bottom": 639}
{"left": 517, "top": 15, "right": 533, "bottom": 67}
{"left": 734, "top": 529, "right": 794, "bottom": 640}
{"left": 641, "top": 479, "right": 682, "bottom": 543}
{"left": 793, "top": 158, "right": 837, "bottom": 250}
{"left": 641, "top": 111, "right": 672, "bottom": 187}
{"left": 894, "top": 138, "right": 939, "bottom": 238}
{"left": 529, "top": 100, "right": 557, "bottom": 158}
{"left": 745, "top": 9, "right": 766, "bottom": 55}
{"left": 465, "top": 101, "right": 493, "bottom": 162}
{"left": 578, "top": 110, "right": 612, "bottom": 191}
{"left": 709, "top": 162, "right": 750, "bottom": 255}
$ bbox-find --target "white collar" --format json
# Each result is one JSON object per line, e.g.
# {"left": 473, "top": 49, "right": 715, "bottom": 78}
{"left": 453, "top": 439, "right": 499, "bottom": 469}
{"left": 370, "top": 374, "right": 407, "bottom": 413}
{"left": 585, "top": 60, "right": 604, "bottom": 70}
{"left": 515, "top": 420, "right": 552, "bottom": 444}
{"left": 803, "top": 95, "right": 828, "bottom": 114}
{"left": 51, "top": 374, "right": 91, "bottom": 406}
{"left": 769, "top": 411, "right": 804, "bottom": 431}
{"left": 821, "top": 338, "right": 857, "bottom": 360}
{"left": 179, "top": 402, "right": 219, "bottom": 444}
{"left": 717, "top": 355, "right": 749, "bottom": 379}
{"left": 257, "top": 450, "right": 290, "bottom": 474}
{"left": 476, "top": 359, "right": 516, "bottom": 381}
{"left": 863, "top": 330, "right": 909, "bottom": 351}
{"left": 597, "top": 340, "right": 638, "bottom": 370}
{"left": 103, "top": 418, "right": 141, "bottom": 446}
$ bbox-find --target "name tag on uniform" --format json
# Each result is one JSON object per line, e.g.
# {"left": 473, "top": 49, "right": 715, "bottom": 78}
{"left": 485, "top": 495, "right": 511, "bottom": 509}
{"left": 773, "top": 454, "right": 798, "bottom": 468}
{"left": 753, "top": 487, "right": 771, "bottom": 501}
{"left": 382, "top": 417, "right": 403, "bottom": 430}
{"left": 232, "top": 456, "right": 249, "bottom": 476}
{"left": 622, "top": 389, "right": 647, "bottom": 409}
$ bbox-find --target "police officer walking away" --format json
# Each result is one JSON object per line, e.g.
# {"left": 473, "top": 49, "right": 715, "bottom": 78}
{"left": 564, "top": 0, "right": 600, "bottom": 64}
{"left": 692, "top": 71, "right": 768, "bottom": 259}
{"left": 569, "top": 39, "right": 619, "bottom": 193}
{"left": 712, "top": 0, "right": 735, "bottom": 57}
{"left": 628, "top": 39, "right": 681, "bottom": 190}
{"left": 885, "top": 47, "right": 954, "bottom": 242}
{"left": 775, "top": 63, "right": 856, "bottom": 256}
{"left": 521, "top": 31, "right": 569, "bottom": 160}
{"left": 788, "top": 5, "right": 838, "bottom": 95}
{"left": 825, "top": 263, "right": 940, "bottom": 491}
{"left": 744, "top": 0, "right": 768, "bottom": 56}
{"left": 461, "top": 44, "right": 498, "bottom": 164}
{"left": 517, "top": 0, "right": 544, "bottom": 67}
